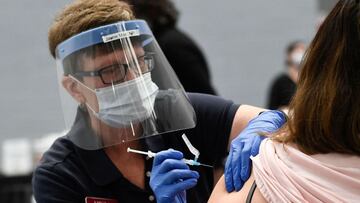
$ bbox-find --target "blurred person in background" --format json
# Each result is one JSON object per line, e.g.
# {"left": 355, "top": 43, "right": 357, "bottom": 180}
{"left": 209, "top": 0, "right": 360, "bottom": 202}
{"left": 124, "top": 0, "right": 217, "bottom": 95}
{"left": 267, "top": 41, "right": 306, "bottom": 110}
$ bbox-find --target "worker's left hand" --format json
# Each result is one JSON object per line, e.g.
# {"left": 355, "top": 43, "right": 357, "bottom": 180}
{"left": 225, "top": 110, "right": 286, "bottom": 192}
{"left": 150, "top": 149, "right": 199, "bottom": 203}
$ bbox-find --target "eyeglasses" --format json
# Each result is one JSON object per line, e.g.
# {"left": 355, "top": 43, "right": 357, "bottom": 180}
{"left": 74, "top": 52, "right": 154, "bottom": 84}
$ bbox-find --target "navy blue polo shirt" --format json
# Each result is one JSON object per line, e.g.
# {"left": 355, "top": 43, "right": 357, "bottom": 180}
{"left": 32, "top": 93, "right": 239, "bottom": 203}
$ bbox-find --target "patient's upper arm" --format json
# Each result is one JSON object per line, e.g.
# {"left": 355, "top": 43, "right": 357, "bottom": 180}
{"left": 208, "top": 174, "right": 267, "bottom": 203}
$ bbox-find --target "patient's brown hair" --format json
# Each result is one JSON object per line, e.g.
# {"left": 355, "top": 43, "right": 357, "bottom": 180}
{"left": 275, "top": 0, "right": 360, "bottom": 156}
{"left": 48, "top": 0, "right": 135, "bottom": 58}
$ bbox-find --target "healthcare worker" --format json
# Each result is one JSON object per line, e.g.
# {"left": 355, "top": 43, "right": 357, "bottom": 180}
{"left": 32, "top": 0, "right": 285, "bottom": 202}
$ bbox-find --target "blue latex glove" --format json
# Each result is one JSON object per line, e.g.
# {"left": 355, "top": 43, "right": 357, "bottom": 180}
{"left": 150, "top": 149, "right": 199, "bottom": 203}
{"left": 225, "top": 110, "right": 286, "bottom": 192}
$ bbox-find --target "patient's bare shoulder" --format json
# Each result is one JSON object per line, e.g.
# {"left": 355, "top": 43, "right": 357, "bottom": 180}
{"left": 208, "top": 174, "right": 266, "bottom": 203}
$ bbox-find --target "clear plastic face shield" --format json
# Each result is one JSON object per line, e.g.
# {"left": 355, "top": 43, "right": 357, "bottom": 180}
{"left": 55, "top": 20, "right": 196, "bottom": 150}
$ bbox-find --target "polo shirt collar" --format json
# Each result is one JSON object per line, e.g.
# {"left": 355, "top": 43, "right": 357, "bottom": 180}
{"left": 68, "top": 108, "right": 167, "bottom": 186}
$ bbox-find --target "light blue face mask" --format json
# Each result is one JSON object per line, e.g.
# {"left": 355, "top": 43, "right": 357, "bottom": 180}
{"left": 76, "top": 73, "right": 159, "bottom": 128}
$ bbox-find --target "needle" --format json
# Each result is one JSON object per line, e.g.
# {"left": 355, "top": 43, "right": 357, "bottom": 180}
{"left": 127, "top": 147, "right": 213, "bottom": 168}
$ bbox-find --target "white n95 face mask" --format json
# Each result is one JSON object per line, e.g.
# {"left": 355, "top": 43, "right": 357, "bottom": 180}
{"left": 83, "top": 73, "right": 159, "bottom": 128}
{"left": 291, "top": 51, "right": 305, "bottom": 66}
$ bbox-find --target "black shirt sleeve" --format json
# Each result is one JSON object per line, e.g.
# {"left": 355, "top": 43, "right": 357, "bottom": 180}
{"left": 186, "top": 93, "right": 239, "bottom": 167}
{"left": 32, "top": 139, "right": 86, "bottom": 203}
{"left": 32, "top": 162, "right": 84, "bottom": 203}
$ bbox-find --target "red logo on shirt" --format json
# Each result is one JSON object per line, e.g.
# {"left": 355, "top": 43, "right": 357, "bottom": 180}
{"left": 85, "top": 196, "right": 118, "bottom": 203}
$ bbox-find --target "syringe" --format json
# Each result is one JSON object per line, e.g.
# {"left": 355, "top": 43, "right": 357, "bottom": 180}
{"left": 127, "top": 147, "right": 213, "bottom": 168}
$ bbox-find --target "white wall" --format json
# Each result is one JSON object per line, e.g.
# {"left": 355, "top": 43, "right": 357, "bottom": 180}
{"left": 0, "top": 1, "right": 72, "bottom": 156}
{"left": 175, "top": 0, "right": 318, "bottom": 106}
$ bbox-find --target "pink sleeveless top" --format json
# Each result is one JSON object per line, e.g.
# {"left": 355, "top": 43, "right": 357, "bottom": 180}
{"left": 252, "top": 139, "right": 360, "bottom": 203}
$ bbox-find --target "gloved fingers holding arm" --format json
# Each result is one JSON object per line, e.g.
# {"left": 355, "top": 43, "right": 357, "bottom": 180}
{"left": 150, "top": 149, "right": 199, "bottom": 203}
{"left": 225, "top": 110, "right": 287, "bottom": 192}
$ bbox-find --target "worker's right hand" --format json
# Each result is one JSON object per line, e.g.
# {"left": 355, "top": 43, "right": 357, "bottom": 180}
{"left": 150, "top": 149, "right": 199, "bottom": 203}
